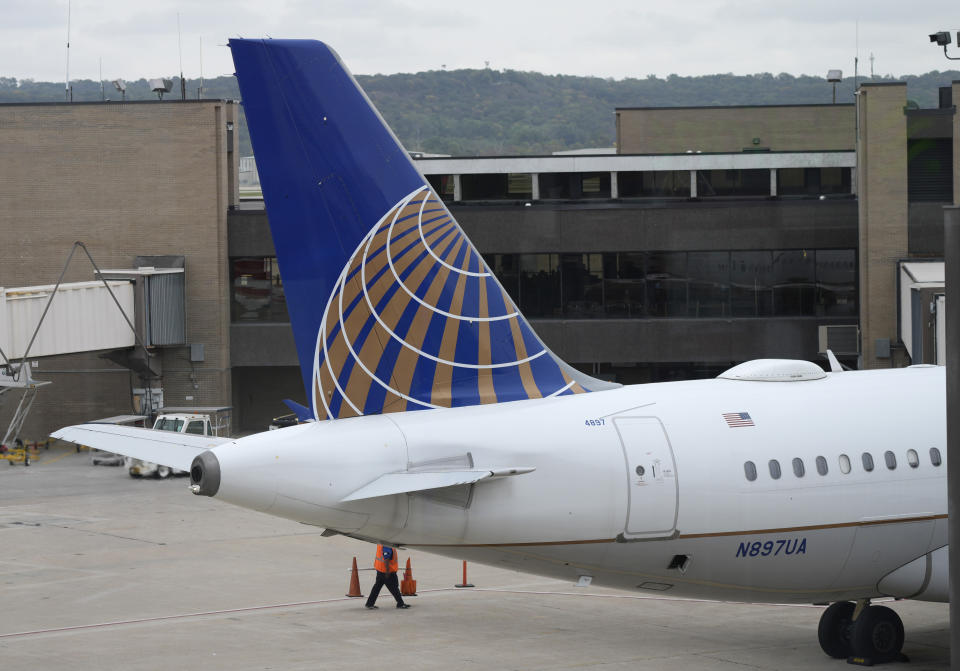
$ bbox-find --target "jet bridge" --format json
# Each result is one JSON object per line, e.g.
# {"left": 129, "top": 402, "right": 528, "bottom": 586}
{"left": 0, "top": 259, "right": 185, "bottom": 445}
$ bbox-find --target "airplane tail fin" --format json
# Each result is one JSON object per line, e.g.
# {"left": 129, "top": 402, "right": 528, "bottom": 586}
{"left": 230, "top": 39, "right": 615, "bottom": 421}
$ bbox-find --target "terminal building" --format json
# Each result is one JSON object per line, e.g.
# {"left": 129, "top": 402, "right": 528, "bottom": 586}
{"left": 0, "top": 79, "right": 956, "bottom": 436}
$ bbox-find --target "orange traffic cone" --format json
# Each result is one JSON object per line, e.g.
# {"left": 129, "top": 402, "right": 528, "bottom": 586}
{"left": 455, "top": 560, "right": 474, "bottom": 588}
{"left": 400, "top": 557, "right": 417, "bottom": 596}
{"left": 346, "top": 556, "right": 364, "bottom": 597}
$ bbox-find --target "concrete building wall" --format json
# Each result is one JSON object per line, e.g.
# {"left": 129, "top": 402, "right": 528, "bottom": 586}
{"left": 0, "top": 101, "right": 238, "bottom": 439}
{"left": 856, "top": 84, "right": 909, "bottom": 369}
{"left": 617, "top": 105, "right": 855, "bottom": 154}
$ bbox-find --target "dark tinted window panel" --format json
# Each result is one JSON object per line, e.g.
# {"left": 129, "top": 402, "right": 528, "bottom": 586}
{"left": 580, "top": 172, "right": 611, "bottom": 198}
{"left": 484, "top": 253, "right": 520, "bottom": 304}
{"left": 461, "top": 173, "right": 531, "bottom": 200}
{"left": 778, "top": 167, "right": 851, "bottom": 196}
{"left": 908, "top": 138, "right": 953, "bottom": 202}
{"left": 815, "top": 249, "right": 857, "bottom": 317}
{"left": 425, "top": 174, "right": 455, "bottom": 201}
{"left": 518, "top": 254, "right": 561, "bottom": 317}
{"left": 862, "top": 452, "right": 874, "bottom": 472}
{"left": 560, "top": 253, "right": 604, "bottom": 317}
{"left": 744, "top": 461, "right": 757, "bottom": 481}
{"left": 816, "top": 456, "right": 828, "bottom": 475}
{"left": 539, "top": 173, "right": 575, "bottom": 199}
{"left": 772, "top": 250, "right": 815, "bottom": 316}
{"left": 769, "top": 459, "right": 781, "bottom": 479}
{"left": 618, "top": 171, "right": 690, "bottom": 197}
{"left": 792, "top": 457, "right": 805, "bottom": 477}
{"left": 730, "top": 251, "right": 774, "bottom": 316}
{"left": 687, "top": 252, "right": 730, "bottom": 317}
{"left": 646, "top": 252, "right": 688, "bottom": 317}
{"left": 931, "top": 447, "right": 943, "bottom": 466}
{"left": 231, "top": 257, "right": 289, "bottom": 322}
{"left": 698, "top": 169, "right": 769, "bottom": 197}
{"left": 603, "top": 252, "right": 645, "bottom": 317}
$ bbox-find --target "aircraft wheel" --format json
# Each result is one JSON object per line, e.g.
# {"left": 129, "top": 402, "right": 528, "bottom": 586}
{"left": 817, "top": 601, "right": 855, "bottom": 659}
{"left": 157, "top": 466, "right": 171, "bottom": 479}
{"left": 850, "top": 605, "right": 904, "bottom": 663}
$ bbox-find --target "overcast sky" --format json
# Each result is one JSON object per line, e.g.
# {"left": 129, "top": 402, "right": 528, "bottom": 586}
{"left": 4, "top": 0, "right": 960, "bottom": 83}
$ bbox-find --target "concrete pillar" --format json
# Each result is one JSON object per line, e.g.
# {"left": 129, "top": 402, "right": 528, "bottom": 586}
{"left": 769, "top": 169, "right": 777, "bottom": 197}
{"left": 689, "top": 170, "right": 697, "bottom": 199}
{"left": 610, "top": 171, "right": 618, "bottom": 199}
{"left": 945, "top": 205, "right": 960, "bottom": 670}
{"left": 453, "top": 174, "right": 462, "bottom": 202}
{"left": 531, "top": 173, "right": 540, "bottom": 201}
{"left": 856, "top": 83, "right": 908, "bottom": 369}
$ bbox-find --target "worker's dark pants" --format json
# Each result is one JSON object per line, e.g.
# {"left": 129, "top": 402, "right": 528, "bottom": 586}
{"left": 365, "top": 571, "right": 404, "bottom": 606}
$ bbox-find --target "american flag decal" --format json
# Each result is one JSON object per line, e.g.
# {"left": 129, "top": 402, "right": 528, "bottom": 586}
{"left": 723, "top": 412, "right": 754, "bottom": 428}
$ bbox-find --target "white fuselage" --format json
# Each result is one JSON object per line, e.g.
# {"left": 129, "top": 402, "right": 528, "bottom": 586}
{"left": 211, "top": 365, "right": 947, "bottom": 604}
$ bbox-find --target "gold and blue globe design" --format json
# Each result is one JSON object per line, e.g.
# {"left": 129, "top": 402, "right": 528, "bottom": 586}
{"left": 312, "top": 185, "right": 586, "bottom": 420}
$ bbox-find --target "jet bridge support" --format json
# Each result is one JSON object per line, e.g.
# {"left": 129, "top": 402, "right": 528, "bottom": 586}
{"left": 943, "top": 205, "right": 960, "bottom": 670}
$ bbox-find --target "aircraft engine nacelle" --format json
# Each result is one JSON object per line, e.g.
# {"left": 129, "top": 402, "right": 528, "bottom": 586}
{"left": 876, "top": 545, "right": 948, "bottom": 602}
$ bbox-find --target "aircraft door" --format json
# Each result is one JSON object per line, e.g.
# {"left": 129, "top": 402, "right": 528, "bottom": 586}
{"left": 613, "top": 417, "right": 678, "bottom": 540}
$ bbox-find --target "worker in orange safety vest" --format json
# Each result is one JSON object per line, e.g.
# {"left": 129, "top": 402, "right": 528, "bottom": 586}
{"left": 365, "top": 544, "right": 410, "bottom": 609}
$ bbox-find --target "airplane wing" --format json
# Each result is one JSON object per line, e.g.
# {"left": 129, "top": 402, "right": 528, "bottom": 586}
{"left": 341, "top": 467, "right": 535, "bottom": 502}
{"left": 51, "top": 424, "right": 231, "bottom": 472}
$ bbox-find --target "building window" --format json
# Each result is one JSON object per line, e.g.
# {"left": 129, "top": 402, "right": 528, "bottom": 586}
{"left": 907, "top": 449, "right": 920, "bottom": 468}
{"left": 698, "top": 169, "right": 769, "bottom": 197}
{"left": 646, "top": 252, "right": 688, "bottom": 317}
{"left": 560, "top": 254, "right": 604, "bottom": 317}
{"left": 777, "top": 167, "right": 852, "bottom": 196}
{"left": 231, "top": 257, "right": 288, "bottom": 322}
{"left": 815, "top": 250, "right": 857, "bottom": 317}
{"left": 602, "top": 253, "right": 645, "bottom": 317}
{"left": 862, "top": 452, "right": 875, "bottom": 472}
{"left": 618, "top": 171, "right": 690, "bottom": 198}
{"left": 930, "top": 447, "right": 943, "bottom": 466}
{"left": 816, "top": 456, "right": 828, "bottom": 475}
{"left": 792, "top": 457, "right": 805, "bottom": 478}
{"left": 539, "top": 172, "right": 610, "bottom": 199}
{"left": 688, "top": 252, "right": 730, "bottom": 317}
{"left": 517, "top": 254, "right": 561, "bottom": 317}
{"left": 769, "top": 459, "right": 781, "bottom": 479}
{"left": 425, "top": 174, "right": 456, "bottom": 200}
{"left": 772, "top": 250, "right": 815, "bottom": 316}
{"left": 744, "top": 461, "right": 757, "bottom": 481}
{"left": 730, "top": 251, "right": 774, "bottom": 317}
{"left": 461, "top": 173, "right": 532, "bottom": 200}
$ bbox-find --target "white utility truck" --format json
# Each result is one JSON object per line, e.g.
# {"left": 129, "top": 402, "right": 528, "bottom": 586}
{"left": 125, "top": 406, "right": 231, "bottom": 478}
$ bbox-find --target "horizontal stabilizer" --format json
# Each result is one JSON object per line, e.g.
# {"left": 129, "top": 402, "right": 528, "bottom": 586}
{"left": 341, "top": 467, "right": 535, "bottom": 502}
{"left": 51, "top": 424, "right": 231, "bottom": 472}
{"left": 282, "top": 399, "right": 314, "bottom": 423}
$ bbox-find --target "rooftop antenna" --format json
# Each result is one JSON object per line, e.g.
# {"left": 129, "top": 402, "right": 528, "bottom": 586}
{"left": 869, "top": 52, "right": 875, "bottom": 78}
{"left": 65, "top": 0, "right": 71, "bottom": 102}
{"left": 99, "top": 57, "right": 104, "bottom": 101}
{"left": 178, "top": 13, "right": 186, "bottom": 101}
{"left": 198, "top": 35, "right": 204, "bottom": 99}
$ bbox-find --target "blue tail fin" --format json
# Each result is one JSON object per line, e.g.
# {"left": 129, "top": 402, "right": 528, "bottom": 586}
{"left": 230, "top": 39, "right": 614, "bottom": 420}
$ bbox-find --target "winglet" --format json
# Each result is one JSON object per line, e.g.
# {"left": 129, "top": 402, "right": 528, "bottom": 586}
{"left": 282, "top": 399, "right": 314, "bottom": 423}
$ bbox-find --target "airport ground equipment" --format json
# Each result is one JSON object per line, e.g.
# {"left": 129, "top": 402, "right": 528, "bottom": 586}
{"left": 88, "top": 415, "right": 151, "bottom": 465}
{"left": 125, "top": 407, "right": 231, "bottom": 478}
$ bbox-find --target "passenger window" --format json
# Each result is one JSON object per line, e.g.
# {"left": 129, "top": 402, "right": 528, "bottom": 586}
{"left": 816, "top": 456, "right": 828, "bottom": 475}
{"left": 907, "top": 449, "right": 919, "bottom": 468}
{"left": 930, "top": 447, "right": 942, "bottom": 467}
{"left": 744, "top": 461, "right": 757, "bottom": 482}
{"left": 862, "top": 452, "right": 874, "bottom": 472}
{"left": 792, "top": 457, "right": 805, "bottom": 478}
{"left": 839, "top": 454, "right": 851, "bottom": 474}
{"left": 768, "top": 459, "right": 781, "bottom": 479}
{"left": 884, "top": 451, "right": 896, "bottom": 470}
{"left": 185, "top": 420, "right": 205, "bottom": 435}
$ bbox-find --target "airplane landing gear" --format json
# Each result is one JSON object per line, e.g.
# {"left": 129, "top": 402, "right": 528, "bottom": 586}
{"left": 817, "top": 600, "right": 906, "bottom": 664}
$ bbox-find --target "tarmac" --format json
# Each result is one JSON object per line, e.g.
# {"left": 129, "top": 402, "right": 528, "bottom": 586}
{"left": 0, "top": 443, "right": 950, "bottom": 670}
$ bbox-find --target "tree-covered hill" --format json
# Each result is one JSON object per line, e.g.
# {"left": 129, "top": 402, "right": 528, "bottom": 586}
{"left": 1, "top": 68, "right": 957, "bottom": 156}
